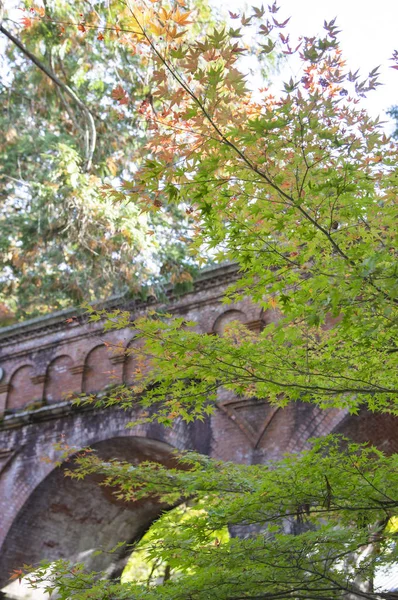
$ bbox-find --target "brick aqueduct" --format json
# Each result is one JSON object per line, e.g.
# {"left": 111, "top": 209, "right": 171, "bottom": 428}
{"left": 0, "top": 264, "right": 397, "bottom": 597}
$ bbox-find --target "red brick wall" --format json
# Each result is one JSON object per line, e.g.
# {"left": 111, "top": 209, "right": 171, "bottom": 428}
{"left": 7, "top": 365, "right": 41, "bottom": 411}
{"left": 82, "top": 345, "right": 116, "bottom": 394}
{"left": 44, "top": 355, "right": 79, "bottom": 403}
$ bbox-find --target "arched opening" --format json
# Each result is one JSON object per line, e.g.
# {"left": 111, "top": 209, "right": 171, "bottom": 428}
{"left": 213, "top": 310, "right": 247, "bottom": 336}
{"left": 44, "top": 355, "right": 78, "bottom": 404}
{"left": 121, "top": 502, "right": 229, "bottom": 586}
{"left": 6, "top": 365, "right": 40, "bottom": 412}
{"left": 82, "top": 345, "right": 116, "bottom": 394}
{"left": 0, "top": 436, "right": 179, "bottom": 598}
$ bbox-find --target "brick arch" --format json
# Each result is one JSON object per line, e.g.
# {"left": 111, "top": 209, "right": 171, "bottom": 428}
{"left": 82, "top": 344, "right": 118, "bottom": 394}
{"left": 44, "top": 355, "right": 80, "bottom": 404}
{"left": 260, "top": 307, "right": 283, "bottom": 327}
{"left": 284, "top": 406, "right": 349, "bottom": 454}
{"left": 6, "top": 365, "right": 42, "bottom": 412}
{"left": 213, "top": 309, "right": 247, "bottom": 335}
{"left": 284, "top": 405, "right": 398, "bottom": 456}
{"left": 332, "top": 409, "right": 398, "bottom": 455}
{"left": 0, "top": 434, "right": 179, "bottom": 596}
{"left": 0, "top": 403, "right": 211, "bottom": 594}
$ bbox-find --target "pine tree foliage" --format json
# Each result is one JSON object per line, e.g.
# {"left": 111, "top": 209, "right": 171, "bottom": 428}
{"left": 9, "top": 1, "right": 398, "bottom": 598}
{"left": 0, "top": 0, "right": 212, "bottom": 321}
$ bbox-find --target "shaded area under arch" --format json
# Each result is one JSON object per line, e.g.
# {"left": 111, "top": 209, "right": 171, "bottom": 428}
{"left": 333, "top": 409, "right": 398, "bottom": 455}
{"left": 0, "top": 436, "right": 179, "bottom": 594}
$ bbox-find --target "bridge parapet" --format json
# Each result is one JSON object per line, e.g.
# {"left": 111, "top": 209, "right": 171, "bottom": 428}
{"left": 0, "top": 264, "right": 263, "bottom": 417}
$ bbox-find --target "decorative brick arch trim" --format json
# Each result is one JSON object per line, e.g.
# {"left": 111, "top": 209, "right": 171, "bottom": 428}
{"left": 6, "top": 364, "right": 43, "bottom": 412}
{"left": 212, "top": 309, "right": 248, "bottom": 335}
{"left": 285, "top": 406, "right": 349, "bottom": 453}
{"left": 260, "top": 307, "right": 283, "bottom": 327}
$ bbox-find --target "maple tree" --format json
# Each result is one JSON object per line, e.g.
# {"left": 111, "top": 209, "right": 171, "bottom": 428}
{"left": 7, "top": 0, "right": 398, "bottom": 598}
{"left": 84, "top": 0, "right": 398, "bottom": 422}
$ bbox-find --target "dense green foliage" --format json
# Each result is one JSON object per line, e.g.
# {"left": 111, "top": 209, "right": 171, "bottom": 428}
{"left": 87, "top": 1, "right": 398, "bottom": 420}
{"left": 23, "top": 440, "right": 398, "bottom": 598}
{"left": 0, "top": 0, "right": 208, "bottom": 321}
{"left": 7, "top": 0, "right": 398, "bottom": 598}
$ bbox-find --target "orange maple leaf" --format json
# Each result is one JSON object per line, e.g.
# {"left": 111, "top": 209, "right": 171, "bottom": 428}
{"left": 21, "top": 16, "right": 33, "bottom": 28}
{"left": 31, "top": 4, "right": 45, "bottom": 17}
{"left": 172, "top": 8, "right": 192, "bottom": 26}
{"left": 9, "top": 569, "right": 24, "bottom": 583}
{"left": 269, "top": 297, "right": 279, "bottom": 309}
{"left": 65, "top": 317, "right": 77, "bottom": 324}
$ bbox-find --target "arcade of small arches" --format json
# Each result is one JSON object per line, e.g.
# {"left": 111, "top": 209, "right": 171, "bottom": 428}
{"left": 2, "top": 307, "right": 253, "bottom": 415}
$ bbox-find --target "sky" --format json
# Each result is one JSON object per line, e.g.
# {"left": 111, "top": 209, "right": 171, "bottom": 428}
{"left": 213, "top": 0, "right": 398, "bottom": 133}
{"left": 1, "top": 0, "right": 397, "bottom": 132}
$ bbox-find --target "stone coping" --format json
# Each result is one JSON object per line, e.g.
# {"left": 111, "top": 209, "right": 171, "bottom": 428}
{"left": 0, "top": 263, "right": 239, "bottom": 344}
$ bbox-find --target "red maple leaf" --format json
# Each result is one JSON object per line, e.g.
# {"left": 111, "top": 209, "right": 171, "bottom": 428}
{"left": 111, "top": 85, "right": 129, "bottom": 105}
{"left": 21, "top": 16, "right": 33, "bottom": 28}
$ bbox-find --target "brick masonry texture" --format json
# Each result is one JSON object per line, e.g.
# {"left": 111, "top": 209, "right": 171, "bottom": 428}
{"left": 0, "top": 263, "right": 397, "bottom": 593}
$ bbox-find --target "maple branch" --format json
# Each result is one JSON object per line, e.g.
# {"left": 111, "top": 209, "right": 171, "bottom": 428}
{"left": 136, "top": 329, "right": 398, "bottom": 399}
{"left": 125, "top": 8, "right": 398, "bottom": 308}
{"left": 0, "top": 23, "right": 96, "bottom": 171}
{"left": 127, "top": 4, "right": 352, "bottom": 257}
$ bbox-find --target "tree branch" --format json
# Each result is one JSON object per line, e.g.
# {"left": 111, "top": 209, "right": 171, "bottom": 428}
{"left": 0, "top": 23, "right": 96, "bottom": 171}
{"left": 125, "top": 7, "right": 398, "bottom": 307}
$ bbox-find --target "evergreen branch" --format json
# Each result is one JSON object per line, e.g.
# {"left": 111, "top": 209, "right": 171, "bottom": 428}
{"left": 0, "top": 23, "right": 96, "bottom": 171}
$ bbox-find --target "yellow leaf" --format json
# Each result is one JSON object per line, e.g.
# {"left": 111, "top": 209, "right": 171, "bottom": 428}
{"left": 149, "top": 20, "right": 165, "bottom": 36}
{"left": 269, "top": 297, "right": 278, "bottom": 308}
{"left": 167, "top": 25, "right": 178, "bottom": 39}
{"left": 159, "top": 7, "right": 169, "bottom": 21}
{"left": 173, "top": 29, "right": 186, "bottom": 39}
